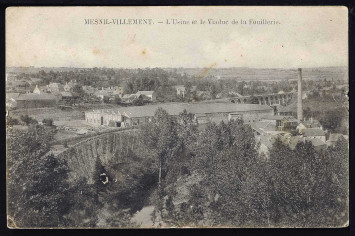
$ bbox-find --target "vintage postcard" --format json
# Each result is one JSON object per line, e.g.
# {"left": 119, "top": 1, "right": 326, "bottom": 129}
{"left": 6, "top": 6, "right": 348, "bottom": 228}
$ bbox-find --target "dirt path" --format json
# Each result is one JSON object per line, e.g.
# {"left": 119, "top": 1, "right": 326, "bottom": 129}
{"left": 131, "top": 206, "right": 155, "bottom": 227}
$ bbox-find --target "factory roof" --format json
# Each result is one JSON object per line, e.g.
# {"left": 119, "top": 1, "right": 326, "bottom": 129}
{"left": 88, "top": 109, "right": 122, "bottom": 115}
{"left": 87, "top": 103, "right": 273, "bottom": 119}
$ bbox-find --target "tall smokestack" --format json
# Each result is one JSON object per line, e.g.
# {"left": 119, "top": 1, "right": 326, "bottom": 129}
{"left": 297, "top": 68, "right": 303, "bottom": 121}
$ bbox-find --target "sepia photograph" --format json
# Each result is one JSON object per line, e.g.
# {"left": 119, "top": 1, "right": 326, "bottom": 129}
{"left": 5, "top": 6, "right": 349, "bottom": 228}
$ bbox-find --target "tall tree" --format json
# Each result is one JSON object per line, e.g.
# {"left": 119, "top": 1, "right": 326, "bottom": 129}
{"left": 140, "top": 108, "right": 180, "bottom": 221}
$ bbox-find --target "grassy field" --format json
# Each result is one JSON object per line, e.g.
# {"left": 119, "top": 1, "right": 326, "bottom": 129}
{"left": 10, "top": 107, "right": 85, "bottom": 122}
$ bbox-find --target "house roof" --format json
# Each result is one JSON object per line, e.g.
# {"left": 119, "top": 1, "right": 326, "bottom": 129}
{"left": 258, "top": 134, "right": 277, "bottom": 149}
{"left": 136, "top": 91, "right": 155, "bottom": 96}
{"left": 16, "top": 93, "right": 57, "bottom": 101}
{"left": 328, "top": 133, "right": 345, "bottom": 142}
{"left": 52, "top": 91, "right": 62, "bottom": 96}
{"left": 122, "top": 94, "right": 138, "bottom": 99}
{"left": 303, "top": 128, "right": 325, "bottom": 137}
{"left": 301, "top": 119, "right": 321, "bottom": 128}
{"left": 94, "top": 90, "right": 111, "bottom": 96}
{"left": 250, "top": 121, "right": 277, "bottom": 133}
{"left": 288, "top": 136, "right": 305, "bottom": 149}
{"left": 48, "top": 82, "right": 63, "bottom": 88}
{"left": 173, "top": 85, "right": 185, "bottom": 89}
{"left": 305, "top": 137, "right": 326, "bottom": 147}
{"left": 261, "top": 115, "right": 294, "bottom": 120}
{"left": 277, "top": 105, "right": 296, "bottom": 113}
{"left": 61, "top": 91, "right": 73, "bottom": 97}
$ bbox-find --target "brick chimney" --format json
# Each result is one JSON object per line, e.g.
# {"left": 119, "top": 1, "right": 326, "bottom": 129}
{"left": 297, "top": 68, "right": 303, "bottom": 121}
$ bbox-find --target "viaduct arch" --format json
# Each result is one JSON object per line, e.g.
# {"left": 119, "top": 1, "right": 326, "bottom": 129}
{"left": 55, "top": 129, "right": 139, "bottom": 183}
{"left": 230, "top": 92, "right": 295, "bottom": 105}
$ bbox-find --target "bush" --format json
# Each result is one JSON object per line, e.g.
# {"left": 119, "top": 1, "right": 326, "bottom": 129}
{"left": 20, "top": 115, "right": 38, "bottom": 126}
{"left": 42, "top": 118, "right": 54, "bottom": 126}
{"left": 7, "top": 116, "right": 19, "bottom": 126}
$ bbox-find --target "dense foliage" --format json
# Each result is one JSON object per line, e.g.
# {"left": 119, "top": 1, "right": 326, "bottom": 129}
{"left": 7, "top": 108, "right": 348, "bottom": 228}
{"left": 137, "top": 109, "right": 348, "bottom": 227}
{"left": 7, "top": 125, "right": 70, "bottom": 227}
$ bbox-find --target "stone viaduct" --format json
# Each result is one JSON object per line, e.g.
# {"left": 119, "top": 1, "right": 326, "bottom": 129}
{"left": 55, "top": 129, "right": 139, "bottom": 183}
{"left": 229, "top": 92, "right": 295, "bottom": 106}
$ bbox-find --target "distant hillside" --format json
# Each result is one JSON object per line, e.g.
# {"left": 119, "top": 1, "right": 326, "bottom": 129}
{"left": 163, "top": 67, "right": 348, "bottom": 82}
{"left": 6, "top": 66, "right": 348, "bottom": 82}
{"left": 6, "top": 67, "right": 86, "bottom": 74}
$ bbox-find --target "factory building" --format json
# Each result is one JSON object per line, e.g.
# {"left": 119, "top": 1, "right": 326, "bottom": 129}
{"left": 85, "top": 103, "right": 274, "bottom": 127}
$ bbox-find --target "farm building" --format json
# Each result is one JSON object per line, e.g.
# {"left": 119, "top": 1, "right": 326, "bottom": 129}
{"left": 15, "top": 93, "right": 58, "bottom": 109}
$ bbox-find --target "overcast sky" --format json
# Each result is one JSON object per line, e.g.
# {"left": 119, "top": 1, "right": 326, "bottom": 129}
{"left": 6, "top": 7, "right": 348, "bottom": 68}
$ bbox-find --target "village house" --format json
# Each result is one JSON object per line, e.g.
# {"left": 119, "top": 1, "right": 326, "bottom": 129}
{"left": 305, "top": 137, "right": 327, "bottom": 151}
{"left": 47, "top": 82, "right": 64, "bottom": 92}
{"left": 61, "top": 91, "right": 74, "bottom": 101}
{"left": 64, "top": 80, "right": 77, "bottom": 91}
{"left": 297, "top": 118, "right": 322, "bottom": 133}
{"left": 173, "top": 85, "right": 186, "bottom": 98}
{"left": 136, "top": 91, "right": 156, "bottom": 102}
{"left": 195, "top": 91, "right": 212, "bottom": 100}
{"left": 113, "top": 86, "right": 124, "bottom": 97}
{"left": 326, "top": 133, "right": 348, "bottom": 147}
{"left": 85, "top": 109, "right": 123, "bottom": 127}
{"left": 39, "top": 85, "right": 50, "bottom": 93}
{"left": 276, "top": 105, "right": 296, "bottom": 117}
{"left": 301, "top": 128, "right": 326, "bottom": 142}
{"left": 122, "top": 94, "right": 139, "bottom": 103}
{"left": 15, "top": 93, "right": 58, "bottom": 109}
{"left": 33, "top": 85, "right": 42, "bottom": 94}
{"left": 94, "top": 90, "right": 112, "bottom": 100}
{"left": 250, "top": 121, "right": 278, "bottom": 135}
{"left": 228, "top": 91, "right": 243, "bottom": 97}
{"left": 6, "top": 93, "right": 21, "bottom": 109}
{"left": 6, "top": 80, "right": 31, "bottom": 93}
{"left": 260, "top": 115, "right": 298, "bottom": 132}
{"left": 82, "top": 85, "right": 97, "bottom": 96}
{"left": 93, "top": 86, "right": 124, "bottom": 100}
